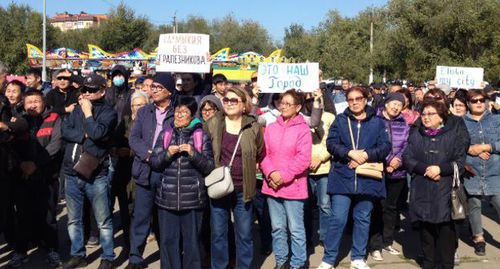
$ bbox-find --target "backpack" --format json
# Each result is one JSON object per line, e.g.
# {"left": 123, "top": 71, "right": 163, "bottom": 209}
{"left": 163, "top": 128, "right": 203, "bottom": 152}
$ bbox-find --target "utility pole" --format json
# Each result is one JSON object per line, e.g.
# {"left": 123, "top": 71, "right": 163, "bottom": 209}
{"left": 42, "top": 0, "right": 47, "bottom": 81}
{"left": 369, "top": 12, "right": 374, "bottom": 84}
{"left": 172, "top": 13, "right": 177, "bottom": 33}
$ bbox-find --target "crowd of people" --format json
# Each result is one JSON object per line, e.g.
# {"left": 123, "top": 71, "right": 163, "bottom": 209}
{"left": 0, "top": 60, "right": 498, "bottom": 269}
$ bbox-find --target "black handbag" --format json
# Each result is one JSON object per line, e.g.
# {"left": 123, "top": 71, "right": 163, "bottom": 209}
{"left": 73, "top": 151, "right": 101, "bottom": 180}
{"left": 451, "top": 162, "right": 468, "bottom": 220}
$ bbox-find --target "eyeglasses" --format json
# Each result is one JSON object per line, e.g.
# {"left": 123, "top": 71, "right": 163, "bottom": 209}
{"left": 80, "top": 87, "right": 100, "bottom": 94}
{"left": 57, "top": 76, "right": 70, "bottom": 81}
{"left": 174, "top": 110, "right": 190, "bottom": 117}
{"left": 151, "top": 84, "right": 166, "bottom": 92}
{"left": 222, "top": 97, "right": 241, "bottom": 105}
{"left": 279, "top": 102, "right": 296, "bottom": 108}
{"left": 470, "top": 98, "right": 486, "bottom": 104}
{"left": 202, "top": 108, "right": 216, "bottom": 114}
{"left": 347, "top": 97, "right": 364, "bottom": 103}
{"left": 421, "top": 112, "right": 438, "bottom": 117}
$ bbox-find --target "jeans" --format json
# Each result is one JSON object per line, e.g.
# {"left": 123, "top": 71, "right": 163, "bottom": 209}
{"left": 210, "top": 191, "right": 253, "bottom": 269}
{"left": 467, "top": 194, "right": 500, "bottom": 236}
{"left": 158, "top": 209, "right": 203, "bottom": 269}
{"left": 308, "top": 175, "right": 332, "bottom": 242}
{"left": 420, "top": 221, "right": 457, "bottom": 269}
{"left": 65, "top": 174, "right": 114, "bottom": 260}
{"left": 267, "top": 197, "right": 306, "bottom": 268}
{"left": 323, "top": 194, "right": 374, "bottom": 265}
{"left": 129, "top": 175, "right": 161, "bottom": 265}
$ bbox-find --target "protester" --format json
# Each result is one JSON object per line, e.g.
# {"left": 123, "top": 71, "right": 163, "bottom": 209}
{"left": 403, "top": 100, "right": 466, "bottom": 269}
{"left": 0, "top": 61, "right": 8, "bottom": 94}
{"left": 126, "top": 73, "right": 177, "bottom": 269}
{"left": 7, "top": 90, "right": 63, "bottom": 268}
{"left": 463, "top": 89, "right": 500, "bottom": 256}
{"left": 204, "top": 87, "right": 264, "bottom": 269}
{"left": 413, "top": 87, "right": 424, "bottom": 112}
{"left": 319, "top": 86, "right": 391, "bottom": 269}
{"left": 369, "top": 92, "right": 409, "bottom": 261}
{"left": 397, "top": 88, "right": 420, "bottom": 125}
{"left": 4, "top": 80, "right": 25, "bottom": 116}
{"left": 45, "top": 69, "right": 79, "bottom": 117}
{"left": 150, "top": 96, "right": 215, "bottom": 269}
{"left": 450, "top": 89, "right": 468, "bottom": 117}
{"left": 199, "top": 95, "right": 222, "bottom": 122}
{"left": 25, "top": 68, "right": 51, "bottom": 95}
{"left": 61, "top": 74, "right": 118, "bottom": 269}
{"left": 260, "top": 89, "right": 312, "bottom": 269}
{"left": 212, "top": 73, "right": 228, "bottom": 99}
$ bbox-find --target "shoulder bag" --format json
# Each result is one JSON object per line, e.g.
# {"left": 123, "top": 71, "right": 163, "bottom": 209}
{"left": 204, "top": 132, "right": 242, "bottom": 199}
{"left": 348, "top": 117, "right": 384, "bottom": 180}
{"left": 451, "top": 162, "right": 468, "bottom": 220}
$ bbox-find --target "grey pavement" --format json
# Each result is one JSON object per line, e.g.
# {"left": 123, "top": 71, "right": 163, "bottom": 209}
{"left": 1, "top": 199, "right": 498, "bottom": 269}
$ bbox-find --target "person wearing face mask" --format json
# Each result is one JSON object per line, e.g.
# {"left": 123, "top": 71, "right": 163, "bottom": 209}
{"left": 106, "top": 65, "right": 133, "bottom": 123}
{"left": 368, "top": 93, "right": 410, "bottom": 261}
{"left": 6, "top": 90, "right": 63, "bottom": 268}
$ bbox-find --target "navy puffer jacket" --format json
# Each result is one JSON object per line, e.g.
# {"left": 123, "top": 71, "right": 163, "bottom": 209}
{"left": 150, "top": 119, "right": 215, "bottom": 210}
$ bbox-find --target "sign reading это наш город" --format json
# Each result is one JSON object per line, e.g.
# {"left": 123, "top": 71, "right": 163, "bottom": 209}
{"left": 435, "top": 65, "right": 484, "bottom": 89}
{"left": 156, "top": 33, "right": 210, "bottom": 73}
{"left": 257, "top": 62, "right": 319, "bottom": 93}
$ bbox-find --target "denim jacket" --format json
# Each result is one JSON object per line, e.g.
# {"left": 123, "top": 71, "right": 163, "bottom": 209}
{"left": 463, "top": 111, "right": 500, "bottom": 195}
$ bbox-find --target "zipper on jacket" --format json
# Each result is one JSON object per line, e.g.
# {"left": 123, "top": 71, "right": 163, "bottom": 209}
{"left": 478, "top": 121, "right": 486, "bottom": 193}
{"left": 354, "top": 121, "right": 361, "bottom": 193}
{"left": 177, "top": 134, "right": 182, "bottom": 210}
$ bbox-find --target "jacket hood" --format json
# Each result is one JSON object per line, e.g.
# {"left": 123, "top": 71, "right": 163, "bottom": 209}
{"left": 111, "top": 65, "right": 130, "bottom": 80}
{"left": 343, "top": 105, "right": 376, "bottom": 121}
{"left": 276, "top": 113, "right": 306, "bottom": 127}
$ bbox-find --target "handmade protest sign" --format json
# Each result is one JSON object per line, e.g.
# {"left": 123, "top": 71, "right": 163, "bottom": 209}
{"left": 257, "top": 63, "right": 319, "bottom": 93}
{"left": 156, "top": 33, "right": 210, "bottom": 73}
{"left": 435, "top": 66, "right": 484, "bottom": 89}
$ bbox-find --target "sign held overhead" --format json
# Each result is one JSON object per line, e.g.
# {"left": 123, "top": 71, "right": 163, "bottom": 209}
{"left": 435, "top": 65, "right": 484, "bottom": 89}
{"left": 257, "top": 62, "right": 319, "bottom": 93}
{"left": 157, "top": 33, "right": 210, "bottom": 73}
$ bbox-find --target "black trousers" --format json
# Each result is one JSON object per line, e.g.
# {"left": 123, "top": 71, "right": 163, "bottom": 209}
{"left": 12, "top": 172, "right": 59, "bottom": 252}
{"left": 420, "top": 221, "right": 457, "bottom": 269}
{"left": 369, "top": 178, "right": 406, "bottom": 250}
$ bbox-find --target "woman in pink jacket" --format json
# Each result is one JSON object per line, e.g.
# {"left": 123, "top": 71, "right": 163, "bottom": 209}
{"left": 261, "top": 89, "right": 312, "bottom": 269}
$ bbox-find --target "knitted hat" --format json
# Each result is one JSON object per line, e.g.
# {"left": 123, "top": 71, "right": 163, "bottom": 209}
{"left": 384, "top": 92, "right": 405, "bottom": 105}
{"left": 152, "top": 72, "right": 176, "bottom": 93}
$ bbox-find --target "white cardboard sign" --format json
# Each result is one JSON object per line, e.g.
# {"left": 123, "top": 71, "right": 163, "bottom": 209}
{"left": 257, "top": 63, "right": 319, "bottom": 93}
{"left": 435, "top": 65, "right": 484, "bottom": 89}
{"left": 156, "top": 33, "right": 210, "bottom": 73}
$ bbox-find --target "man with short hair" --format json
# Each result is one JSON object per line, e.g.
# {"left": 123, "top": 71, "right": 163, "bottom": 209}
{"left": 7, "top": 90, "right": 63, "bottom": 268}
{"left": 25, "top": 68, "right": 52, "bottom": 95}
{"left": 212, "top": 73, "right": 228, "bottom": 99}
{"left": 389, "top": 83, "right": 402, "bottom": 93}
{"left": 61, "top": 74, "right": 118, "bottom": 269}
{"left": 46, "top": 69, "right": 79, "bottom": 117}
{"left": 126, "top": 72, "right": 177, "bottom": 269}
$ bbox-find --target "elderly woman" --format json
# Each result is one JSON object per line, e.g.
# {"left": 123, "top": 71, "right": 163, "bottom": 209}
{"left": 204, "top": 87, "right": 264, "bottom": 269}
{"left": 404, "top": 101, "right": 467, "bottom": 269}
{"left": 260, "top": 89, "right": 312, "bottom": 269}
{"left": 150, "top": 96, "right": 214, "bottom": 269}
{"left": 463, "top": 89, "right": 500, "bottom": 256}
{"left": 319, "top": 87, "right": 391, "bottom": 269}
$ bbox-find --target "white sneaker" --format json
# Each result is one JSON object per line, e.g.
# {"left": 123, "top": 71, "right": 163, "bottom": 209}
{"left": 383, "top": 245, "right": 401, "bottom": 255}
{"left": 350, "top": 259, "right": 371, "bottom": 269}
{"left": 370, "top": 250, "right": 383, "bottom": 261}
{"left": 317, "top": 261, "right": 335, "bottom": 269}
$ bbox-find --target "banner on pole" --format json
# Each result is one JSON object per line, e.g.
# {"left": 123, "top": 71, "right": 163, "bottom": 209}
{"left": 257, "top": 63, "right": 319, "bottom": 93}
{"left": 157, "top": 33, "right": 210, "bottom": 73}
{"left": 435, "top": 66, "right": 484, "bottom": 89}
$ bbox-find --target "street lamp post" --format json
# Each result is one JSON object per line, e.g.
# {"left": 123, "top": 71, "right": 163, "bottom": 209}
{"left": 369, "top": 13, "right": 374, "bottom": 84}
{"left": 42, "top": 0, "right": 47, "bottom": 82}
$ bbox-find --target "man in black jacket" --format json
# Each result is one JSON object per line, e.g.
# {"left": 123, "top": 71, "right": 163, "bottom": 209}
{"left": 61, "top": 74, "right": 118, "bottom": 269}
{"left": 7, "top": 90, "right": 63, "bottom": 268}
{"left": 45, "top": 69, "right": 79, "bottom": 117}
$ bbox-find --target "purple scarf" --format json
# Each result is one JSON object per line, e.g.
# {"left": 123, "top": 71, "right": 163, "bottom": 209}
{"left": 424, "top": 124, "right": 444, "bottom": 137}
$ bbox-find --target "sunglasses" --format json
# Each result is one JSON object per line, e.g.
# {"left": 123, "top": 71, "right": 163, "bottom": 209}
{"left": 222, "top": 97, "right": 241, "bottom": 105}
{"left": 57, "top": 76, "right": 70, "bottom": 81}
{"left": 470, "top": 98, "right": 486, "bottom": 104}
{"left": 80, "top": 87, "right": 101, "bottom": 94}
{"left": 425, "top": 95, "right": 443, "bottom": 101}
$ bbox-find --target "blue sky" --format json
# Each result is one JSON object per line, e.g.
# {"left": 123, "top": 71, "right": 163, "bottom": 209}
{"left": 3, "top": 0, "right": 388, "bottom": 40}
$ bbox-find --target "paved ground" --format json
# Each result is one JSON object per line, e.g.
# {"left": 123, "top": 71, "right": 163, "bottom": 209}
{"left": 0, "top": 199, "right": 498, "bottom": 269}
